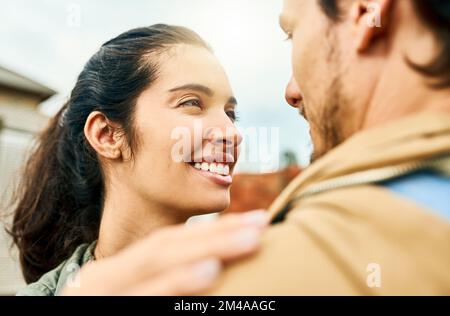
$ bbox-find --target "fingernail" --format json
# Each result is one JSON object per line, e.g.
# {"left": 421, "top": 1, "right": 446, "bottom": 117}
{"left": 241, "top": 210, "right": 269, "bottom": 228}
{"left": 192, "top": 259, "right": 221, "bottom": 281}
{"left": 232, "top": 227, "right": 261, "bottom": 250}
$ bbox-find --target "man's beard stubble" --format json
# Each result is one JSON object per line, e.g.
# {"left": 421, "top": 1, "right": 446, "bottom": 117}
{"left": 309, "top": 40, "right": 350, "bottom": 163}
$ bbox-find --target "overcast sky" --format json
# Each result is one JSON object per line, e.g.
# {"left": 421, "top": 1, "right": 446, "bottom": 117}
{"left": 0, "top": 0, "right": 313, "bottom": 170}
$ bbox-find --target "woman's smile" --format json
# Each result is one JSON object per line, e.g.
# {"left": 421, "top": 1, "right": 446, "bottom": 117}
{"left": 190, "top": 161, "right": 233, "bottom": 187}
{"left": 188, "top": 152, "right": 236, "bottom": 187}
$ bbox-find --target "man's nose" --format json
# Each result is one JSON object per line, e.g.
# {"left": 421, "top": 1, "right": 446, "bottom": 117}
{"left": 285, "top": 76, "right": 303, "bottom": 108}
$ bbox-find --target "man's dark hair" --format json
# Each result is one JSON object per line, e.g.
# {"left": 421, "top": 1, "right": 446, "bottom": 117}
{"left": 318, "top": 0, "right": 450, "bottom": 87}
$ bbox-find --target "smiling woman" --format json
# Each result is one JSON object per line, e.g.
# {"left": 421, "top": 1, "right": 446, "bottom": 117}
{"left": 6, "top": 24, "right": 258, "bottom": 296}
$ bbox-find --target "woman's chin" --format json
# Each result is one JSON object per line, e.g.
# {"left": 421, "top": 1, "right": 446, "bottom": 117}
{"left": 190, "top": 196, "right": 230, "bottom": 215}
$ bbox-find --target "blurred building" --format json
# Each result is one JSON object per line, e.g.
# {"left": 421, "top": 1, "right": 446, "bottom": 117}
{"left": 0, "top": 64, "right": 55, "bottom": 295}
{"left": 226, "top": 165, "right": 302, "bottom": 213}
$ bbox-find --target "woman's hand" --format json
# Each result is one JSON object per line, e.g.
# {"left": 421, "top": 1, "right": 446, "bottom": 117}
{"left": 61, "top": 210, "right": 268, "bottom": 296}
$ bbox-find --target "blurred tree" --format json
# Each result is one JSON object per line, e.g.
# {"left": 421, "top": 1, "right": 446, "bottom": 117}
{"left": 282, "top": 150, "right": 298, "bottom": 167}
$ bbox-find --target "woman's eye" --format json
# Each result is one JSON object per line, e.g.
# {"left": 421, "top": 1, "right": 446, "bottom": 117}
{"left": 180, "top": 99, "right": 202, "bottom": 108}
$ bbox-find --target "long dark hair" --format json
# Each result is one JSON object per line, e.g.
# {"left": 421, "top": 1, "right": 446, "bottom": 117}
{"left": 7, "top": 24, "right": 210, "bottom": 284}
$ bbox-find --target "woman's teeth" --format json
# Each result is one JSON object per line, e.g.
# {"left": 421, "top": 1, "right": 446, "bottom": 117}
{"left": 193, "top": 162, "right": 230, "bottom": 176}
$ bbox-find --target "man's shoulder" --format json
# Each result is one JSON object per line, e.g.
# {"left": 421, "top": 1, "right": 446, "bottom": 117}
{"left": 207, "top": 184, "right": 450, "bottom": 295}
{"left": 207, "top": 211, "right": 361, "bottom": 295}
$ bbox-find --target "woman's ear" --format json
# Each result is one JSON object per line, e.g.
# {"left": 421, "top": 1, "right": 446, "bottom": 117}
{"left": 351, "top": 0, "right": 393, "bottom": 53}
{"left": 84, "top": 111, "right": 124, "bottom": 160}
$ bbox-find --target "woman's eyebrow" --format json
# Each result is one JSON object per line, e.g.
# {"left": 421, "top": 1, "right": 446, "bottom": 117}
{"left": 169, "top": 84, "right": 237, "bottom": 106}
{"left": 168, "top": 84, "right": 214, "bottom": 96}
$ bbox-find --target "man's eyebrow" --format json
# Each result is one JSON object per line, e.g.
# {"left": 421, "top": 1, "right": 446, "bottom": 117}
{"left": 168, "top": 84, "right": 214, "bottom": 97}
{"left": 228, "top": 96, "right": 238, "bottom": 106}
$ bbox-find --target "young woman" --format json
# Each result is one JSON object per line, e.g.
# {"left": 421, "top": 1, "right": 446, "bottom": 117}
{"left": 9, "top": 24, "right": 268, "bottom": 296}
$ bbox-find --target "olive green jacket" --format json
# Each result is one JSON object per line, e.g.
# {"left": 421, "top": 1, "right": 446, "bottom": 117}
{"left": 16, "top": 243, "right": 96, "bottom": 296}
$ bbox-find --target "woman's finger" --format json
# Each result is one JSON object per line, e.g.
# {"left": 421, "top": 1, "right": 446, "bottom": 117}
{"left": 122, "top": 259, "right": 222, "bottom": 296}
{"left": 152, "top": 225, "right": 264, "bottom": 272}
{"left": 146, "top": 210, "right": 268, "bottom": 245}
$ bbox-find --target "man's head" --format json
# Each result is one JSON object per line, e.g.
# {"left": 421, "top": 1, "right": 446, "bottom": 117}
{"left": 281, "top": 0, "right": 450, "bottom": 161}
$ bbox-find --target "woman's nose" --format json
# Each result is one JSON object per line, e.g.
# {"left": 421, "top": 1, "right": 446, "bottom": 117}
{"left": 285, "top": 76, "right": 303, "bottom": 108}
{"left": 205, "top": 124, "right": 243, "bottom": 149}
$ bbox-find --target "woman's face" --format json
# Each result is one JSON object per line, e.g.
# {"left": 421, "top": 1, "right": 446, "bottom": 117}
{"left": 120, "top": 44, "right": 241, "bottom": 217}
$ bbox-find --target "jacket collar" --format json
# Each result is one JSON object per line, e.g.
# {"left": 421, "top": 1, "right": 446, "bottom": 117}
{"left": 269, "top": 112, "right": 450, "bottom": 220}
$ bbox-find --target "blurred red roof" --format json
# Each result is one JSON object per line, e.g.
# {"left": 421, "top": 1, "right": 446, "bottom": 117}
{"left": 225, "top": 166, "right": 302, "bottom": 213}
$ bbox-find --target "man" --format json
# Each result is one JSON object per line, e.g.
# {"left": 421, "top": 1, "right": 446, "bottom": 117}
{"left": 206, "top": 0, "right": 450, "bottom": 295}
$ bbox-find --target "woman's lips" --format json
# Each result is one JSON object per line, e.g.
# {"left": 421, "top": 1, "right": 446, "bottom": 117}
{"left": 189, "top": 161, "right": 233, "bottom": 187}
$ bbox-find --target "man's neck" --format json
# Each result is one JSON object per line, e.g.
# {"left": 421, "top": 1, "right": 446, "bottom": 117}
{"left": 362, "top": 57, "right": 450, "bottom": 130}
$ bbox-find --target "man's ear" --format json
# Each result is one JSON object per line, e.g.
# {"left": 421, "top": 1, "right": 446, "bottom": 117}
{"left": 351, "top": 0, "right": 393, "bottom": 52}
{"left": 84, "top": 111, "right": 124, "bottom": 160}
